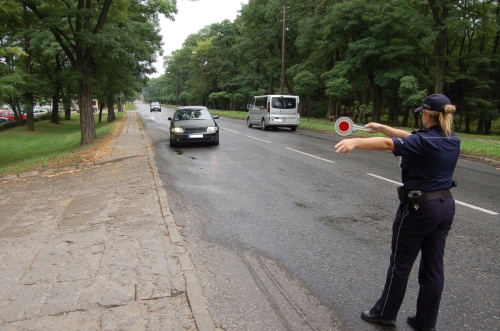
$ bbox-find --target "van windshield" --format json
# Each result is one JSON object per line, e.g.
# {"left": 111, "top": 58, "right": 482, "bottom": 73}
{"left": 271, "top": 97, "right": 296, "bottom": 109}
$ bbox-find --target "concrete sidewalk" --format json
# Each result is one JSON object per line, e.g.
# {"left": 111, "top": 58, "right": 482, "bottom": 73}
{"left": 0, "top": 111, "right": 214, "bottom": 331}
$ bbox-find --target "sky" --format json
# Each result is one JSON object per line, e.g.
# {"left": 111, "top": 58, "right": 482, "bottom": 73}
{"left": 151, "top": 0, "right": 249, "bottom": 77}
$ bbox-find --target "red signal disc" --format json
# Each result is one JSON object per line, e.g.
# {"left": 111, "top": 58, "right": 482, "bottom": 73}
{"left": 339, "top": 121, "right": 350, "bottom": 132}
{"left": 334, "top": 117, "right": 354, "bottom": 136}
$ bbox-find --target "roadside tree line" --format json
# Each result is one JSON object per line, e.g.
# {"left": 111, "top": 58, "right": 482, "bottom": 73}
{"left": 1, "top": 0, "right": 179, "bottom": 143}
{"left": 143, "top": 0, "right": 500, "bottom": 134}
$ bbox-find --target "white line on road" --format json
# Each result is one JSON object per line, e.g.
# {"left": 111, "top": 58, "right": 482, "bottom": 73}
{"left": 367, "top": 173, "right": 402, "bottom": 186}
{"left": 285, "top": 148, "right": 336, "bottom": 163}
{"left": 223, "top": 128, "right": 239, "bottom": 134}
{"left": 246, "top": 136, "right": 272, "bottom": 143}
{"left": 366, "top": 173, "right": 498, "bottom": 215}
{"left": 454, "top": 200, "right": 498, "bottom": 215}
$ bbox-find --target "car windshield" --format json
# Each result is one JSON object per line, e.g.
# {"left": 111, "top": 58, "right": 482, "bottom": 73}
{"left": 151, "top": 102, "right": 159, "bottom": 106}
{"left": 174, "top": 108, "right": 212, "bottom": 120}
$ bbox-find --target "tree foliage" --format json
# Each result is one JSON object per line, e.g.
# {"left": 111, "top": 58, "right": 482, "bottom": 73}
{"left": 143, "top": 0, "right": 500, "bottom": 135}
{"left": 1, "top": 0, "right": 177, "bottom": 143}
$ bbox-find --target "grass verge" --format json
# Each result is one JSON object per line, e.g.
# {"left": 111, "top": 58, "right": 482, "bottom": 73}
{"left": 0, "top": 112, "right": 126, "bottom": 176}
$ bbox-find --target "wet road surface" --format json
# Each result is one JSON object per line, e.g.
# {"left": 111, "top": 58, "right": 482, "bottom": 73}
{"left": 137, "top": 103, "right": 500, "bottom": 331}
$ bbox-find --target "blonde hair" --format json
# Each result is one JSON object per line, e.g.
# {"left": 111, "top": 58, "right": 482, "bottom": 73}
{"left": 424, "top": 104, "right": 456, "bottom": 137}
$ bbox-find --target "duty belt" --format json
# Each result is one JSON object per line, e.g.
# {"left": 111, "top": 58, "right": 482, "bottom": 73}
{"left": 398, "top": 187, "right": 452, "bottom": 211}
{"left": 422, "top": 189, "right": 452, "bottom": 201}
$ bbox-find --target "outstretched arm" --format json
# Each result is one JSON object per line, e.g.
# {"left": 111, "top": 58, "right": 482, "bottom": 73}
{"left": 365, "top": 123, "right": 411, "bottom": 138}
{"left": 335, "top": 137, "right": 395, "bottom": 154}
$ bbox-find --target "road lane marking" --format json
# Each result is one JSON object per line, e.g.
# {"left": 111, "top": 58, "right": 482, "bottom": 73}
{"left": 223, "top": 128, "right": 239, "bottom": 134}
{"left": 453, "top": 201, "right": 498, "bottom": 215}
{"left": 246, "top": 136, "right": 272, "bottom": 143}
{"left": 285, "top": 148, "right": 336, "bottom": 164}
{"left": 366, "top": 173, "right": 498, "bottom": 215}
{"left": 367, "top": 173, "right": 402, "bottom": 186}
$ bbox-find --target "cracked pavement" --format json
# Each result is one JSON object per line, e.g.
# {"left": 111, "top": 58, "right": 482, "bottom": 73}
{"left": 0, "top": 112, "right": 213, "bottom": 331}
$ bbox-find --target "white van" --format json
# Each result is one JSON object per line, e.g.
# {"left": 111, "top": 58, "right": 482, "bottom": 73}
{"left": 247, "top": 95, "right": 300, "bottom": 131}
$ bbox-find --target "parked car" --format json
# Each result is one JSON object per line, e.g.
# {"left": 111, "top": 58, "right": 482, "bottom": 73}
{"left": 0, "top": 110, "right": 26, "bottom": 121}
{"left": 33, "top": 107, "right": 49, "bottom": 117}
{"left": 0, "top": 117, "right": 10, "bottom": 122}
{"left": 168, "top": 106, "right": 219, "bottom": 147}
{"left": 150, "top": 102, "right": 161, "bottom": 112}
{"left": 76, "top": 106, "right": 97, "bottom": 113}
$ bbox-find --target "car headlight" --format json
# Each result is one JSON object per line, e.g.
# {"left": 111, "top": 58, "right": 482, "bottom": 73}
{"left": 206, "top": 126, "right": 218, "bottom": 133}
{"left": 171, "top": 127, "right": 184, "bottom": 133}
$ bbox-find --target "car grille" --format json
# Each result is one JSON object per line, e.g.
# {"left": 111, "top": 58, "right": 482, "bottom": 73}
{"left": 184, "top": 127, "right": 206, "bottom": 132}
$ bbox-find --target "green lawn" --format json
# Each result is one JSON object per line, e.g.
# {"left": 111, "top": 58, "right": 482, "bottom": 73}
{"left": 0, "top": 113, "right": 124, "bottom": 176}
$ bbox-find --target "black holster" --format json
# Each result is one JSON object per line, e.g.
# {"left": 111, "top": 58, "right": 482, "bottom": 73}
{"left": 397, "top": 186, "right": 424, "bottom": 211}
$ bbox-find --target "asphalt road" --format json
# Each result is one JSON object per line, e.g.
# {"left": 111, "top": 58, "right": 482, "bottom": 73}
{"left": 137, "top": 102, "right": 500, "bottom": 331}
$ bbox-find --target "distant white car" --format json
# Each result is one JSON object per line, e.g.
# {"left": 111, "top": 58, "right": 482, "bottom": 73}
{"left": 33, "top": 107, "right": 49, "bottom": 117}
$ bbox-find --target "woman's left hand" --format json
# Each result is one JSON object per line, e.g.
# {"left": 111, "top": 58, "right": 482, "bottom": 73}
{"left": 335, "top": 139, "right": 356, "bottom": 154}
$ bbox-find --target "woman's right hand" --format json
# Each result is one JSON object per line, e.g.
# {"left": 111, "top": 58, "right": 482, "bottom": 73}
{"left": 364, "top": 122, "right": 383, "bottom": 133}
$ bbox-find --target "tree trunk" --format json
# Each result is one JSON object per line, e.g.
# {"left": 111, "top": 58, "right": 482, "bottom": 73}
{"left": 477, "top": 118, "right": 484, "bottom": 134}
{"left": 328, "top": 97, "right": 334, "bottom": 117}
{"left": 62, "top": 91, "right": 71, "bottom": 122}
{"left": 52, "top": 96, "right": 60, "bottom": 121}
{"left": 370, "top": 76, "right": 383, "bottom": 122}
{"left": 23, "top": 4, "right": 34, "bottom": 131}
{"left": 401, "top": 108, "right": 409, "bottom": 127}
{"left": 25, "top": 95, "right": 34, "bottom": 130}
{"left": 118, "top": 94, "right": 123, "bottom": 112}
{"left": 51, "top": 88, "right": 61, "bottom": 123}
{"left": 107, "top": 94, "right": 116, "bottom": 123}
{"left": 485, "top": 119, "right": 491, "bottom": 135}
{"left": 428, "top": 0, "right": 448, "bottom": 93}
{"left": 269, "top": 77, "right": 274, "bottom": 95}
{"left": 465, "top": 113, "right": 470, "bottom": 133}
{"left": 79, "top": 79, "right": 97, "bottom": 144}
{"left": 413, "top": 112, "right": 420, "bottom": 128}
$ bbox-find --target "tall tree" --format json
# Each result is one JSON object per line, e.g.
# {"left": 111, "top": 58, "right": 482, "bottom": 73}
{"left": 22, "top": 0, "right": 177, "bottom": 144}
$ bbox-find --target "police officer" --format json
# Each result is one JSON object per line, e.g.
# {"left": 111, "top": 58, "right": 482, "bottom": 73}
{"left": 334, "top": 94, "right": 460, "bottom": 331}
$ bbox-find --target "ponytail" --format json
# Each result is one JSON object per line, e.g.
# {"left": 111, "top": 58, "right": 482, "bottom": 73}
{"left": 426, "top": 104, "right": 456, "bottom": 137}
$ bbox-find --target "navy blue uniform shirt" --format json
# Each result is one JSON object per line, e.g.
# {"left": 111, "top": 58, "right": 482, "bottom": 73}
{"left": 392, "top": 125, "right": 460, "bottom": 192}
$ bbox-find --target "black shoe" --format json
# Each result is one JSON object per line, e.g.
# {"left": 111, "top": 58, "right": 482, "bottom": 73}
{"left": 407, "top": 316, "right": 436, "bottom": 331}
{"left": 361, "top": 309, "right": 396, "bottom": 326}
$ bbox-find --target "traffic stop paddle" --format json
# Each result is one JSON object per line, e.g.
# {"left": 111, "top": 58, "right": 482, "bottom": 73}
{"left": 334, "top": 117, "right": 372, "bottom": 136}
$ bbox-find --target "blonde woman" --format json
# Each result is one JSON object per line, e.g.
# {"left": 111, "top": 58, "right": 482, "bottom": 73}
{"left": 335, "top": 94, "right": 460, "bottom": 331}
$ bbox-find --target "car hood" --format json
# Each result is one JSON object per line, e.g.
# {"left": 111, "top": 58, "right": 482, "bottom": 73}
{"left": 172, "top": 119, "right": 217, "bottom": 128}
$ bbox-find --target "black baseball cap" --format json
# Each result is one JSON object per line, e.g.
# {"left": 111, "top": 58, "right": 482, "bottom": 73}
{"left": 414, "top": 94, "right": 451, "bottom": 112}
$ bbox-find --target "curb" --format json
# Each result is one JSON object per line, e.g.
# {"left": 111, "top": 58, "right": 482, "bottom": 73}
{"left": 142, "top": 121, "right": 215, "bottom": 331}
{"left": 459, "top": 154, "right": 500, "bottom": 168}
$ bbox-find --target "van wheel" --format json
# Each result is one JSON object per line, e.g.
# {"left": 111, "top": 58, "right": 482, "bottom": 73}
{"left": 247, "top": 118, "right": 252, "bottom": 128}
{"left": 291, "top": 126, "right": 297, "bottom": 131}
{"left": 261, "top": 119, "right": 267, "bottom": 130}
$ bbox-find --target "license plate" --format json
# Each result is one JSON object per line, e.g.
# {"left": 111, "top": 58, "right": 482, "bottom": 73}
{"left": 189, "top": 134, "right": 203, "bottom": 138}
{"left": 272, "top": 118, "right": 282, "bottom": 122}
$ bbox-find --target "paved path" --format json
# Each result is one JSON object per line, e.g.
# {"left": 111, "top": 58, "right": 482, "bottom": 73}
{"left": 0, "top": 112, "right": 214, "bottom": 331}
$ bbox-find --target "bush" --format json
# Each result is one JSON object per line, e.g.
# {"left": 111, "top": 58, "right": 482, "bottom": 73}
{"left": 0, "top": 121, "right": 18, "bottom": 131}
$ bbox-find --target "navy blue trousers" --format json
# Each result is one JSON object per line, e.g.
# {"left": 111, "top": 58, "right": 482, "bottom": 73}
{"left": 372, "top": 196, "right": 455, "bottom": 328}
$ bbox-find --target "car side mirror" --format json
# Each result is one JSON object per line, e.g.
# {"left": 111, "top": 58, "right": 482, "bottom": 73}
{"left": 247, "top": 104, "right": 251, "bottom": 110}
